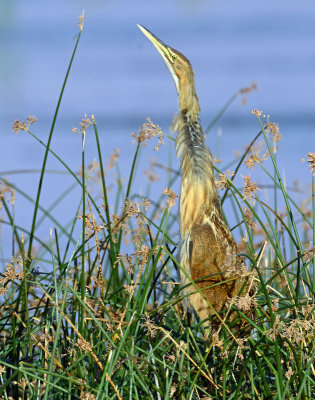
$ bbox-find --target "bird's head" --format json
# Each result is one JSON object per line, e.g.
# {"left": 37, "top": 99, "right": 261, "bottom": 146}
{"left": 138, "top": 24, "right": 199, "bottom": 118}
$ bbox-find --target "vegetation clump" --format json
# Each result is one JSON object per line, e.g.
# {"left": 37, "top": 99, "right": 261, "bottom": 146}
{"left": 0, "top": 17, "right": 314, "bottom": 400}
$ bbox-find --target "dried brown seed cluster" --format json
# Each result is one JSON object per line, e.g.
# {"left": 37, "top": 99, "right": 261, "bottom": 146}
{"left": 12, "top": 378, "right": 28, "bottom": 390}
{"left": 131, "top": 117, "right": 166, "bottom": 150}
{"left": 265, "top": 313, "right": 314, "bottom": 345}
{"left": 245, "top": 143, "right": 268, "bottom": 171}
{"left": 266, "top": 121, "right": 281, "bottom": 142}
{"left": 303, "top": 242, "right": 315, "bottom": 262}
{"left": 234, "top": 293, "right": 258, "bottom": 312}
{"left": 242, "top": 174, "right": 260, "bottom": 202}
{"left": 80, "top": 392, "right": 95, "bottom": 400}
{"left": 215, "top": 170, "right": 235, "bottom": 190}
{"left": 251, "top": 109, "right": 263, "bottom": 118}
{"left": 0, "top": 181, "right": 15, "bottom": 207}
{"left": 72, "top": 114, "right": 93, "bottom": 135}
{"left": 243, "top": 208, "right": 257, "bottom": 229}
{"left": 239, "top": 82, "right": 257, "bottom": 94}
{"left": 212, "top": 156, "right": 222, "bottom": 164}
{"left": 78, "top": 11, "right": 84, "bottom": 31}
{"left": 78, "top": 213, "right": 103, "bottom": 238}
{"left": 107, "top": 148, "right": 120, "bottom": 171}
{"left": 12, "top": 115, "right": 37, "bottom": 134}
{"left": 0, "top": 259, "right": 24, "bottom": 289}
{"left": 302, "top": 152, "right": 315, "bottom": 175}
{"left": 239, "top": 82, "right": 257, "bottom": 104}
{"left": 162, "top": 187, "right": 177, "bottom": 207}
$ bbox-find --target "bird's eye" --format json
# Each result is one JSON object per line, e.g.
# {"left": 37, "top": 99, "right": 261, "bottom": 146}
{"left": 168, "top": 49, "right": 178, "bottom": 60}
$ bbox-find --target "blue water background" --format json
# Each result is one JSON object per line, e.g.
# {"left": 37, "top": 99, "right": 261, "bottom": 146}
{"left": 0, "top": 1, "right": 314, "bottom": 261}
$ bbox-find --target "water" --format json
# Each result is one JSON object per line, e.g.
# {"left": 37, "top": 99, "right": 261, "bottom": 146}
{"left": 0, "top": 1, "right": 314, "bottom": 260}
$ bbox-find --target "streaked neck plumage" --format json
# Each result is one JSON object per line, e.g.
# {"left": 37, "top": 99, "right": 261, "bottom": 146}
{"left": 177, "top": 76, "right": 200, "bottom": 123}
{"left": 173, "top": 79, "right": 221, "bottom": 240}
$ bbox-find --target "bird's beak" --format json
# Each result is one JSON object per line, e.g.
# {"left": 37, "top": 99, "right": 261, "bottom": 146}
{"left": 137, "top": 24, "right": 171, "bottom": 61}
{"left": 137, "top": 24, "right": 180, "bottom": 94}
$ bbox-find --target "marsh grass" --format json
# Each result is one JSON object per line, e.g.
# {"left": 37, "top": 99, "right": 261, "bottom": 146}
{"left": 0, "top": 19, "right": 314, "bottom": 400}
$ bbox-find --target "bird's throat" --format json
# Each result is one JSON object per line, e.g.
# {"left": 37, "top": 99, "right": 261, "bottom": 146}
{"left": 178, "top": 81, "right": 200, "bottom": 122}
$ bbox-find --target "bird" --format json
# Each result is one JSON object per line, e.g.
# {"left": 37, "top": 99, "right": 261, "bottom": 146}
{"left": 138, "top": 25, "right": 250, "bottom": 329}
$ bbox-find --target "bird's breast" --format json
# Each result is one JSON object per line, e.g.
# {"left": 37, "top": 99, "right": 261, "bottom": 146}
{"left": 179, "top": 174, "right": 217, "bottom": 239}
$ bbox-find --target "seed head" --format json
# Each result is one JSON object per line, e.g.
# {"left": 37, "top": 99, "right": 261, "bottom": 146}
{"left": 162, "top": 187, "right": 177, "bottom": 208}
{"left": 302, "top": 152, "right": 315, "bottom": 175}
{"left": 78, "top": 11, "right": 84, "bottom": 31}
{"left": 215, "top": 170, "right": 235, "bottom": 190}
{"left": 242, "top": 174, "right": 260, "bottom": 202}
{"left": 12, "top": 115, "right": 37, "bottom": 134}
{"left": 251, "top": 109, "right": 263, "bottom": 118}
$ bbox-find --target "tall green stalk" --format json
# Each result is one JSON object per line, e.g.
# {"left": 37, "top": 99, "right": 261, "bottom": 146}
{"left": 26, "top": 27, "right": 83, "bottom": 265}
{"left": 79, "top": 130, "right": 86, "bottom": 334}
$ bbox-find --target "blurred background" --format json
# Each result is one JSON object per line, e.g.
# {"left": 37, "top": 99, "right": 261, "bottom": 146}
{"left": 0, "top": 0, "right": 314, "bottom": 258}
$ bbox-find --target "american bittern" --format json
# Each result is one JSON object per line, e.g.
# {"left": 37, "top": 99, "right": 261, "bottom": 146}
{"left": 138, "top": 25, "right": 249, "bottom": 328}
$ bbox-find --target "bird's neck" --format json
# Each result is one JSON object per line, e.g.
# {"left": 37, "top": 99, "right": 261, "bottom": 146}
{"left": 173, "top": 101, "right": 221, "bottom": 240}
{"left": 178, "top": 79, "right": 200, "bottom": 122}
